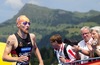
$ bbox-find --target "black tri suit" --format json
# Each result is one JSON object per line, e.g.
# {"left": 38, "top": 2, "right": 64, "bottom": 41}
{"left": 11, "top": 33, "right": 33, "bottom": 65}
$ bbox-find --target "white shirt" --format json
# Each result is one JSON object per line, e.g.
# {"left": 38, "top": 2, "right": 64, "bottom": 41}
{"left": 78, "top": 40, "right": 90, "bottom": 64}
{"left": 54, "top": 43, "right": 65, "bottom": 64}
{"left": 54, "top": 43, "right": 76, "bottom": 65}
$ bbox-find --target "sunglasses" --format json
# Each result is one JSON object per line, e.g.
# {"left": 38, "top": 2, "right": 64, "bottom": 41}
{"left": 22, "top": 21, "right": 30, "bottom": 25}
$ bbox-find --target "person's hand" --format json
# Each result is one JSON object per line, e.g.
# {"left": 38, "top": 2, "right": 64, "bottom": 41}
{"left": 39, "top": 61, "right": 44, "bottom": 65}
{"left": 86, "top": 42, "right": 93, "bottom": 51}
{"left": 59, "top": 56, "right": 66, "bottom": 63}
{"left": 17, "top": 55, "right": 29, "bottom": 62}
{"left": 73, "top": 45, "right": 80, "bottom": 52}
{"left": 91, "top": 40, "right": 98, "bottom": 49}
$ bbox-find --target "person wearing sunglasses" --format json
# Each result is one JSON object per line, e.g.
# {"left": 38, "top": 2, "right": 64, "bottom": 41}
{"left": 2, "top": 15, "right": 44, "bottom": 65}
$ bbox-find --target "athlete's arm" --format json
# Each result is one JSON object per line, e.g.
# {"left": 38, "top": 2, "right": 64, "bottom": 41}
{"left": 2, "top": 35, "right": 28, "bottom": 62}
{"left": 31, "top": 34, "right": 44, "bottom": 65}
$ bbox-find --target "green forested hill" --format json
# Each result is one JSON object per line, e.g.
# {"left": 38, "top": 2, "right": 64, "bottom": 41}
{"left": 0, "top": 3, "right": 100, "bottom": 48}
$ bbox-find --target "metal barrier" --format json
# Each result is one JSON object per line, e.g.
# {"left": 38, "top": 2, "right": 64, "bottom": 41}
{"left": 63, "top": 57, "right": 100, "bottom": 65}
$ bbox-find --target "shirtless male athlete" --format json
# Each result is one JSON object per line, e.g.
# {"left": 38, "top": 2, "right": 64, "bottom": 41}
{"left": 2, "top": 15, "right": 44, "bottom": 65}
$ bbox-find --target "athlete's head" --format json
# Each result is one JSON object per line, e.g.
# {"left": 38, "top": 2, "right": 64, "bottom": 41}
{"left": 16, "top": 15, "right": 30, "bottom": 34}
{"left": 16, "top": 15, "right": 30, "bottom": 25}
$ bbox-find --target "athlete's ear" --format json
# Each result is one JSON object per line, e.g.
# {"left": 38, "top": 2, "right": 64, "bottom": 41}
{"left": 16, "top": 23, "right": 20, "bottom": 27}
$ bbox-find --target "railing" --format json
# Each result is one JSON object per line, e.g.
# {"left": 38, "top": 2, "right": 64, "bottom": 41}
{"left": 63, "top": 57, "right": 100, "bottom": 65}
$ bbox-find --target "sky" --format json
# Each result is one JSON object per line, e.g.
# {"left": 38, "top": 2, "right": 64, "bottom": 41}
{"left": 0, "top": 0, "right": 100, "bottom": 23}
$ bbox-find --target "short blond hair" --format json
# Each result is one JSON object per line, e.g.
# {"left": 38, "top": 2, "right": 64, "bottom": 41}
{"left": 16, "top": 15, "right": 30, "bottom": 24}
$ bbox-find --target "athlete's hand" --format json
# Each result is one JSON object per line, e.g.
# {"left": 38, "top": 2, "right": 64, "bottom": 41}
{"left": 39, "top": 61, "right": 44, "bottom": 65}
{"left": 17, "top": 55, "right": 29, "bottom": 62}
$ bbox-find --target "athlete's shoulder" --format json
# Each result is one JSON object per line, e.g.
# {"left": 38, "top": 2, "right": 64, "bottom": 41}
{"left": 29, "top": 33, "right": 36, "bottom": 46}
{"left": 6, "top": 34, "right": 17, "bottom": 46}
{"left": 29, "top": 33, "right": 36, "bottom": 38}
{"left": 7, "top": 34, "right": 16, "bottom": 41}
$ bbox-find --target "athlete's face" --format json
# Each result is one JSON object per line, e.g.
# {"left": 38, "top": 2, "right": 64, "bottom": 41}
{"left": 19, "top": 21, "right": 30, "bottom": 34}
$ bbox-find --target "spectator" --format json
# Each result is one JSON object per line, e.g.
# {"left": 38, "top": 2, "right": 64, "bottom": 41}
{"left": 74, "top": 26, "right": 93, "bottom": 64}
{"left": 50, "top": 34, "right": 76, "bottom": 65}
{"left": 89, "top": 26, "right": 100, "bottom": 57}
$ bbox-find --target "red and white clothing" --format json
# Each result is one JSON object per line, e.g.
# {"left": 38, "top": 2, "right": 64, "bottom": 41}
{"left": 54, "top": 43, "right": 76, "bottom": 65}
